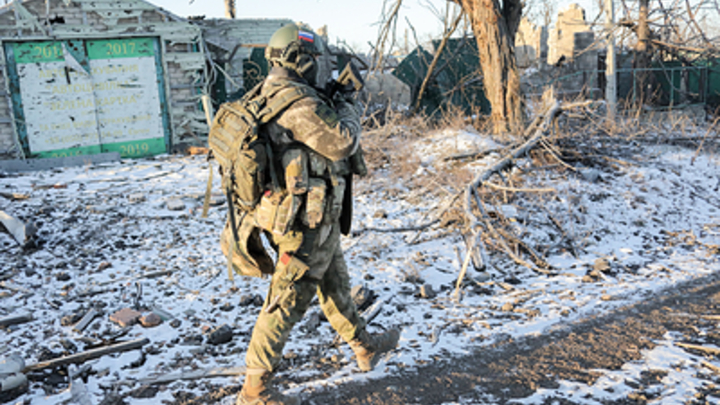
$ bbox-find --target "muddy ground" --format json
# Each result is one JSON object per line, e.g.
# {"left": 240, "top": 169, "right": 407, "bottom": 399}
{"left": 290, "top": 272, "right": 720, "bottom": 405}
{"left": 154, "top": 272, "right": 712, "bottom": 405}
{"left": 164, "top": 270, "right": 720, "bottom": 405}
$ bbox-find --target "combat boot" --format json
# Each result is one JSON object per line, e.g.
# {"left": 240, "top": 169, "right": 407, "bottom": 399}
{"left": 348, "top": 328, "right": 400, "bottom": 372}
{"left": 236, "top": 368, "right": 300, "bottom": 405}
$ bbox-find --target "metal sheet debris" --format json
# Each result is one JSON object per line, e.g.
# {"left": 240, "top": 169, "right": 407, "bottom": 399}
{"left": 0, "top": 210, "right": 34, "bottom": 245}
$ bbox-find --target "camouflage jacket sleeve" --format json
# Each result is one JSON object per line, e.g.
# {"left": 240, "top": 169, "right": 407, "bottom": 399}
{"left": 274, "top": 93, "right": 361, "bottom": 162}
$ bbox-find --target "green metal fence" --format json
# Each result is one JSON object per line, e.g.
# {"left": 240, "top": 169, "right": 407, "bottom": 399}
{"left": 525, "top": 63, "right": 720, "bottom": 109}
{"left": 392, "top": 38, "right": 490, "bottom": 116}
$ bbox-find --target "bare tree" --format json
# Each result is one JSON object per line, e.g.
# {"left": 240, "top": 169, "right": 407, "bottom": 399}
{"left": 225, "top": 0, "right": 235, "bottom": 19}
{"left": 618, "top": 0, "right": 720, "bottom": 105}
{"left": 450, "top": 0, "right": 524, "bottom": 135}
{"left": 634, "top": 0, "right": 652, "bottom": 105}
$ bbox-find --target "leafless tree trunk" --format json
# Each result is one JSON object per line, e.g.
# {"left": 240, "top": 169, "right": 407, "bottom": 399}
{"left": 225, "top": 0, "right": 235, "bottom": 19}
{"left": 634, "top": 0, "right": 652, "bottom": 106}
{"left": 452, "top": 0, "right": 524, "bottom": 135}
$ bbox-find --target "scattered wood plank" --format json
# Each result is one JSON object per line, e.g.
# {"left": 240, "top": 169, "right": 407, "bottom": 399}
{"left": 0, "top": 312, "right": 33, "bottom": 327}
{"left": 23, "top": 338, "right": 149, "bottom": 372}
{"left": 702, "top": 361, "right": 720, "bottom": 374}
{"left": 675, "top": 342, "right": 720, "bottom": 356}
{"left": 0, "top": 192, "right": 30, "bottom": 201}
{"left": 187, "top": 146, "right": 209, "bottom": 155}
{"left": 72, "top": 308, "right": 101, "bottom": 333}
{"left": 98, "top": 269, "right": 176, "bottom": 286}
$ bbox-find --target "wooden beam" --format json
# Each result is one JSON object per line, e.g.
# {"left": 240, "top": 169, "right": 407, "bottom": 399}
{"left": 23, "top": 338, "right": 149, "bottom": 372}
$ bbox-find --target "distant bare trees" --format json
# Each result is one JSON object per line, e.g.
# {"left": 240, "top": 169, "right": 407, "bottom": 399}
{"left": 617, "top": 0, "right": 720, "bottom": 105}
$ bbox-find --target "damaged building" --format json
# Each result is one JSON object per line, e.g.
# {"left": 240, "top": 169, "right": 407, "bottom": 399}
{"left": 0, "top": 0, "right": 208, "bottom": 160}
{"left": 0, "top": 0, "right": 290, "bottom": 162}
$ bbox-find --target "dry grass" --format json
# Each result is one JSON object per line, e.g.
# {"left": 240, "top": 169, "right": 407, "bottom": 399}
{"left": 358, "top": 97, "right": 717, "bottom": 272}
{"left": 361, "top": 105, "right": 483, "bottom": 198}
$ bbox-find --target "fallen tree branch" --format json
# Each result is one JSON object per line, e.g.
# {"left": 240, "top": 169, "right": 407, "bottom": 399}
{"left": 482, "top": 181, "right": 556, "bottom": 194}
{"left": 0, "top": 312, "right": 33, "bottom": 327}
{"left": 460, "top": 94, "right": 595, "bottom": 279}
{"left": 413, "top": 10, "right": 464, "bottom": 113}
{"left": 443, "top": 147, "right": 505, "bottom": 161}
{"left": 675, "top": 342, "right": 720, "bottom": 356}
{"left": 351, "top": 219, "right": 440, "bottom": 237}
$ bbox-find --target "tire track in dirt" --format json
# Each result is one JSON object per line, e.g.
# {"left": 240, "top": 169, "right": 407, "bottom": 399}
{"left": 304, "top": 271, "right": 720, "bottom": 404}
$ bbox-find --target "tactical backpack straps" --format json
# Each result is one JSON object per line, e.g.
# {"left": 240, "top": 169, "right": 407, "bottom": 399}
{"left": 222, "top": 81, "right": 312, "bottom": 281}
{"left": 257, "top": 82, "right": 313, "bottom": 196}
{"left": 257, "top": 82, "right": 313, "bottom": 125}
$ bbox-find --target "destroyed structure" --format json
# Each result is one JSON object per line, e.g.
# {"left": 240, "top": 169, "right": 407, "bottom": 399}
{"left": 0, "top": 0, "right": 205, "bottom": 160}
{"left": 0, "top": 1, "right": 717, "bottom": 163}
{"left": 0, "top": 0, "right": 289, "bottom": 162}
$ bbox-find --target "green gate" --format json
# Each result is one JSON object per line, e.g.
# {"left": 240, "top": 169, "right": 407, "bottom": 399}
{"left": 4, "top": 37, "right": 171, "bottom": 158}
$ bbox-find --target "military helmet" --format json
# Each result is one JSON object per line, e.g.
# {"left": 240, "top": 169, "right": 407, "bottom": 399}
{"left": 265, "top": 23, "right": 322, "bottom": 83}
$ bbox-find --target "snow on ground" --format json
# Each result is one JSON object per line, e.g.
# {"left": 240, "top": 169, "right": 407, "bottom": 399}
{"left": 1, "top": 127, "right": 719, "bottom": 404}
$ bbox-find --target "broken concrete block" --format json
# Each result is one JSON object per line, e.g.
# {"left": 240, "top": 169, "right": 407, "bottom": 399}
{"left": 61, "top": 312, "right": 84, "bottom": 327}
{"left": 128, "top": 193, "right": 146, "bottom": 203}
{"left": 0, "top": 372, "right": 27, "bottom": 401}
{"left": 0, "top": 354, "right": 23, "bottom": 375}
{"left": 206, "top": 324, "right": 233, "bottom": 345}
{"left": 420, "top": 284, "right": 436, "bottom": 299}
{"left": 139, "top": 313, "right": 162, "bottom": 328}
{"left": 351, "top": 285, "right": 375, "bottom": 311}
{"left": 302, "top": 312, "right": 321, "bottom": 333}
{"left": 239, "top": 294, "right": 263, "bottom": 307}
{"left": 0, "top": 354, "right": 27, "bottom": 402}
{"left": 0, "top": 210, "right": 36, "bottom": 246}
{"left": 98, "top": 393, "right": 124, "bottom": 405}
{"left": 166, "top": 199, "right": 185, "bottom": 211}
{"left": 581, "top": 168, "right": 601, "bottom": 183}
{"left": 97, "top": 261, "right": 112, "bottom": 272}
{"left": 109, "top": 308, "right": 142, "bottom": 327}
{"left": 593, "top": 258, "right": 611, "bottom": 273}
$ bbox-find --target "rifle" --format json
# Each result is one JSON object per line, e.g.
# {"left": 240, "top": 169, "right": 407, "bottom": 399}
{"left": 325, "top": 62, "right": 364, "bottom": 100}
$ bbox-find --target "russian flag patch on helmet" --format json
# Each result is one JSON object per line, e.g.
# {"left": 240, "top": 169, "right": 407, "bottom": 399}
{"left": 298, "top": 30, "right": 314, "bottom": 43}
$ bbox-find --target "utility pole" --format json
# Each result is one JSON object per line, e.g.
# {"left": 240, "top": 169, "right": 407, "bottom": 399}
{"left": 605, "top": 0, "right": 617, "bottom": 121}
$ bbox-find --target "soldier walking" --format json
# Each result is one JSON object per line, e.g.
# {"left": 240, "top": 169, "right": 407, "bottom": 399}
{"left": 214, "top": 23, "right": 400, "bottom": 405}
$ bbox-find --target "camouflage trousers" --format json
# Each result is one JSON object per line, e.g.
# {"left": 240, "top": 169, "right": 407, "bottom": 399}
{"left": 245, "top": 222, "right": 364, "bottom": 372}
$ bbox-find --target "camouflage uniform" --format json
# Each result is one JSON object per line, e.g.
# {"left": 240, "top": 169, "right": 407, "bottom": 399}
{"left": 239, "top": 66, "right": 364, "bottom": 373}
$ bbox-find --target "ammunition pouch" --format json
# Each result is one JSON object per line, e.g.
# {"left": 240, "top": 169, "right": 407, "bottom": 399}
{"left": 265, "top": 253, "right": 310, "bottom": 313}
{"left": 254, "top": 190, "right": 302, "bottom": 236}
{"left": 301, "top": 178, "right": 326, "bottom": 229}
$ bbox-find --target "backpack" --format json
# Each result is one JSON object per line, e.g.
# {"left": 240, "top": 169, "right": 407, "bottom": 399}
{"left": 202, "top": 80, "right": 311, "bottom": 281}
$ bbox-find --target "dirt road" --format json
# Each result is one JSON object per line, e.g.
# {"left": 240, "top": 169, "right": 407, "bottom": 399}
{"left": 301, "top": 272, "right": 720, "bottom": 405}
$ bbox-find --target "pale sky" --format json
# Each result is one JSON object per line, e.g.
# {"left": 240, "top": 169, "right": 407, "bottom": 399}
{"left": 148, "top": 0, "right": 452, "bottom": 53}
{"left": 147, "top": 1, "right": 601, "bottom": 53}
